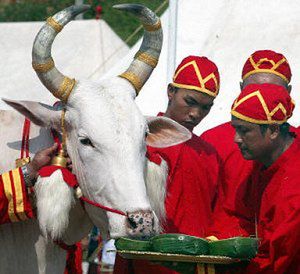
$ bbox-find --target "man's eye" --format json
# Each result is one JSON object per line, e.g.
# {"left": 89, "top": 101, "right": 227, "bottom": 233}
{"left": 185, "top": 99, "right": 195, "bottom": 106}
{"left": 80, "top": 138, "right": 94, "bottom": 147}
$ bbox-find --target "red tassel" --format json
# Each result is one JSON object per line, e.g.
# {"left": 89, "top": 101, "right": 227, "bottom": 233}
{"left": 39, "top": 166, "right": 78, "bottom": 188}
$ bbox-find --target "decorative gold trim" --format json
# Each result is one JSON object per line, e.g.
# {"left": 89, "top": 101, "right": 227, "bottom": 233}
{"left": 243, "top": 56, "right": 289, "bottom": 83}
{"left": 197, "top": 264, "right": 205, "bottom": 274}
{"left": 119, "top": 72, "right": 143, "bottom": 94}
{"left": 231, "top": 110, "right": 287, "bottom": 124}
{"left": 15, "top": 157, "right": 31, "bottom": 168}
{"left": 2, "top": 171, "right": 19, "bottom": 222}
{"left": 32, "top": 58, "right": 55, "bottom": 73}
{"left": 231, "top": 90, "right": 289, "bottom": 124}
{"left": 143, "top": 20, "right": 161, "bottom": 32}
{"left": 207, "top": 264, "right": 216, "bottom": 274}
{"left": 135, "top": 51, "right": 158, "bottom": 68}
{"left": 53, "top": 77, "right": 76, "bottom": 103}
{"left": 12, "top": 169, "right": 28, "bottom": 221}
{"left": 173, "top": 60, "right": 219, "bottom": 96}
{"left": 47, "top": 17, "right": 63, "bottom": 33}
{"left": 171, "top": 82, "right": 217, "bottom": 98}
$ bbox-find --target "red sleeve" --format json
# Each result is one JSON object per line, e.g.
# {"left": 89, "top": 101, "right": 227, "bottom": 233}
{"left": 245, "top": 178, "right": 300, "bottom": 274}
{"left": 0, "top": 168, "right": 34, "bottom": 224}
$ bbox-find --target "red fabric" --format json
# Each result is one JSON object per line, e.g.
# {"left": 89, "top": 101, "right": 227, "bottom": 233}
{"left": 202, "top": 122, "right": 298, "bottom": 239}
{"left": 242, "top": 50, "right": 291, "bottom": 83}
{"left": 61, "top": 242, "right": 83, "bottom": 274}
{"left": 202, "top": 122, "right": 255, "bottom": 239}
{"left": 39, "top": 165, "right": 78, "bottom": 188}
{"left": 172, "top": 55, "right": 220, "bottom": 97}
{"left": 201, "top": 123, "right": 300, "bottom": 274}
{"left": 0, "top": 168, "right": 34, "bottom": 224}
{"left": 114, "top": 130, "right": 222, "bottom": 274}
{"left": 243, "top": 137, "right": 300, "bottom": 273}
{"left": 231, "top": 83, "right": 294, "bottom": 124}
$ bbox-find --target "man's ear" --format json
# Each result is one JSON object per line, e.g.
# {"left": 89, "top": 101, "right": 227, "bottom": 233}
{"left": 2, "top": 98, "right": 62, "bottom": 131}
{"left": 167, "top": 84, "right": 175, "bottom": 100}
{"left": 268, "top": 124, "right": 280, "bottom": 140}
{"left": 146, "top": 116, "right": 192, "bottom": 148}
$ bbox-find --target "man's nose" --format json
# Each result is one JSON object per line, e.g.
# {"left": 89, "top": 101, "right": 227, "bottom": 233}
{"left": 189, "top": 107, "right": 202, "bottom": 121}
{"left": 234, "top": 131, "right": 242, "bottom": 144}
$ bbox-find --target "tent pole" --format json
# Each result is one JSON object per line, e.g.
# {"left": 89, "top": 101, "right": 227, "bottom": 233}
{"left": 167, "top": 0, "right": 178, "bottom": 84}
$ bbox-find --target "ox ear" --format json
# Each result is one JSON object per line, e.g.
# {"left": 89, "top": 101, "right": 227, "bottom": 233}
{"left": 2, "top": 98, "right": 61, "bottom": 131}
{"left": 146, "top": 116, "right": 192, "bottom": 148}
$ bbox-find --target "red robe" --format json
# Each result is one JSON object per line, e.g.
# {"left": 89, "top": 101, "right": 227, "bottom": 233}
{"left": 114, "top": 133, "right": 222, "bottom": 274}
{"left": 202, "top": 122, "right": 298, "bottom": 239}
{"left": 0, "top": 167, "right": 34, "bottom": 224}
{"left": 201, "top": 122, "right": 255, "bottom": 238}
{"left": 242, "top": 137, "right": 300, "bottom": 274}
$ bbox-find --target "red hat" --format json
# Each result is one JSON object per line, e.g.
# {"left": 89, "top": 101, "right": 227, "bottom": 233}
{"left": 172, "top": 56, "right": 220, "bottom": 97}
{"left": 231, "top": 83, "right": 294, "bottom": 124}
{"left": 242, "top": 50, "right": 291, "bottom": 83}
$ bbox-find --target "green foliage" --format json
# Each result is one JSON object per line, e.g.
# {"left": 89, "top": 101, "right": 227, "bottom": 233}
{"left": 0, "top": 0, "right": 168, "bottom": 47}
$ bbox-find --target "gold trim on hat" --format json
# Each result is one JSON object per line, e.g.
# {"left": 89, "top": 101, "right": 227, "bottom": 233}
{"left": 32, "top": 58, "right": 55, "bottom": 73}
{"left": 242, "top": 56, "right": 289, "bottom": 83}
{"left": 172, "top": 60, "right": 219, "bottom": 97}
{"left": 119, "top": 72, "right": 143, "bottom": 94}
{"left": 47, "top": 17, "right": 63, "bottom": 33}
{"left": 53, "top": 77, "right": 76, "bottom": 103}
{"left": 135, "top": 51, "right": 158, "bottom": 68}
{"left": 231, "top": 90, "right": 290, "bottom": 124}
{"left": 171, "top": 82, "right": 217, "bottom": 98}
{"left": 143, "top": 19, "right": 161, "bottom": 32}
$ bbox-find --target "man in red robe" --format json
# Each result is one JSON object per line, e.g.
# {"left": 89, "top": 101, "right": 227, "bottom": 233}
{"left": 114, "top": 55, "right": 223, "bottom": 274}
{"left": 225, "top": 83, "right": 300, "bottom": 273}
{"left": 202, "top": 50, "right": 296, "bottom": 239}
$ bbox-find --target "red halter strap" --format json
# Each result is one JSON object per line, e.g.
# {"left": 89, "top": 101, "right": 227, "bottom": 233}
{"left": 79, "top": 196, "right": 127, "bottom": 216}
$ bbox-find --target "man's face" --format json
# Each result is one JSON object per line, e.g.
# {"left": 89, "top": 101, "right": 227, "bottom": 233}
{"left": 241, "top": 72, "right": 291, "bottom": 92}
{"left": 231, "top": 117, "right": 273, "bottom": 161}
{"left": 166, "top": 86, "right": 215, "bottom": 131}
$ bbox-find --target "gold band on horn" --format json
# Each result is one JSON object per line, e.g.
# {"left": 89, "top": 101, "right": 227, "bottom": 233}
{"left": 32, "top": 58, "right": 55, "bottom": 73}
{"left": 119, "top": 72, "right": 143, "bottom": 94}
{"left": 143, "top": 20, "right": 161, "bottom": 32}
{"left": 135, "top": 51, "right": 158, "bottom": 68}
{"left": 47, "top": 17, "right": 63, "bottom": 33}
{"left": 53, "top": 77, "right": 76, "bottom": 103}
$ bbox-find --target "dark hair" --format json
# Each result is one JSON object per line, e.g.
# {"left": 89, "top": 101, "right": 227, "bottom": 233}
{"left": 259, "top": 123, "right": 290, "bottom": 136}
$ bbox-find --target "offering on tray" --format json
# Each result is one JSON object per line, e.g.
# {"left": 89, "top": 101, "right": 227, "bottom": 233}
{"left": 115, "top": 237, "right": 152, "bottom": 252}
{"left": 209, "top": 237, "right": 259, "bottom": 260}
{"left": 150, "top": 234, "right": 209, "bottom": 255}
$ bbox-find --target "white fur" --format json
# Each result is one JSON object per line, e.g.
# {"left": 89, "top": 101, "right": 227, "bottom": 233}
{"left": 35, "top": 170, "right": 75, "bottom": 240}
{"left": 144, "top": 158, "right": 168, "bottom": 223}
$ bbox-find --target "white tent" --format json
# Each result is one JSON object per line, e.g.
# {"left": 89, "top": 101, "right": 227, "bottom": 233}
{"left": 0, "top": 19, "right": 128, "bottom": 109}
{"left": 100, "top": 0, "right": 300, "bottom": 135}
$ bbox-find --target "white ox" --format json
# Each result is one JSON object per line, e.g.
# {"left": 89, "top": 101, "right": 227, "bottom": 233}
{"left": 0, "top": 4, "right": 191, "bottom": 274}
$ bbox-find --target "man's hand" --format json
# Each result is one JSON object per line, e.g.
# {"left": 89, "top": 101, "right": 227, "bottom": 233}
{"left": 27, "top": 143, "right": 58, "bottom": 181}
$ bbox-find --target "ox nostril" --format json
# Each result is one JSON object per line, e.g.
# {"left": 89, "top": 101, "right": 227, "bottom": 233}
{"left": 128, "top": 215, "right": 138, "bottom": 229}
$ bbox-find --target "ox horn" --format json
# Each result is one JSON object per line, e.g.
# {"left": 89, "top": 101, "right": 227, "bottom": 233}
{"left": 32, "top": 5, "right": 90, "bottom": 103}
{"left": 114, "top": 4, "right": 163, "bottom": 96}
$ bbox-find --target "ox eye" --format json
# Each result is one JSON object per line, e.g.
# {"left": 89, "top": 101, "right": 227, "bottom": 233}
{"left": 79, "top": 137, "right": 94, "bottom": 147}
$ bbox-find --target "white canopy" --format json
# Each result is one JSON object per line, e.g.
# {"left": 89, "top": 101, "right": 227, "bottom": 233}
{"left": 101, "top": 0, "right": 300, "bottom": 135}
{"left": 0, "top": 19, "right": 128, "bottom": 109}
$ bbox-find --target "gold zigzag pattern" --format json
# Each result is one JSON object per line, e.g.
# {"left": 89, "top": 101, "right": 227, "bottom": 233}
{"left": 242, "top": 56, "right": 289, "bottom": 83}
{"left": 250, "top": 56, "right": 286, "bottom": 71}
{"left": 173, "top": 60, "right": 219, "bottom": 92}
{"left": 232, "top": 90, "right": 287, "bottom": 122}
